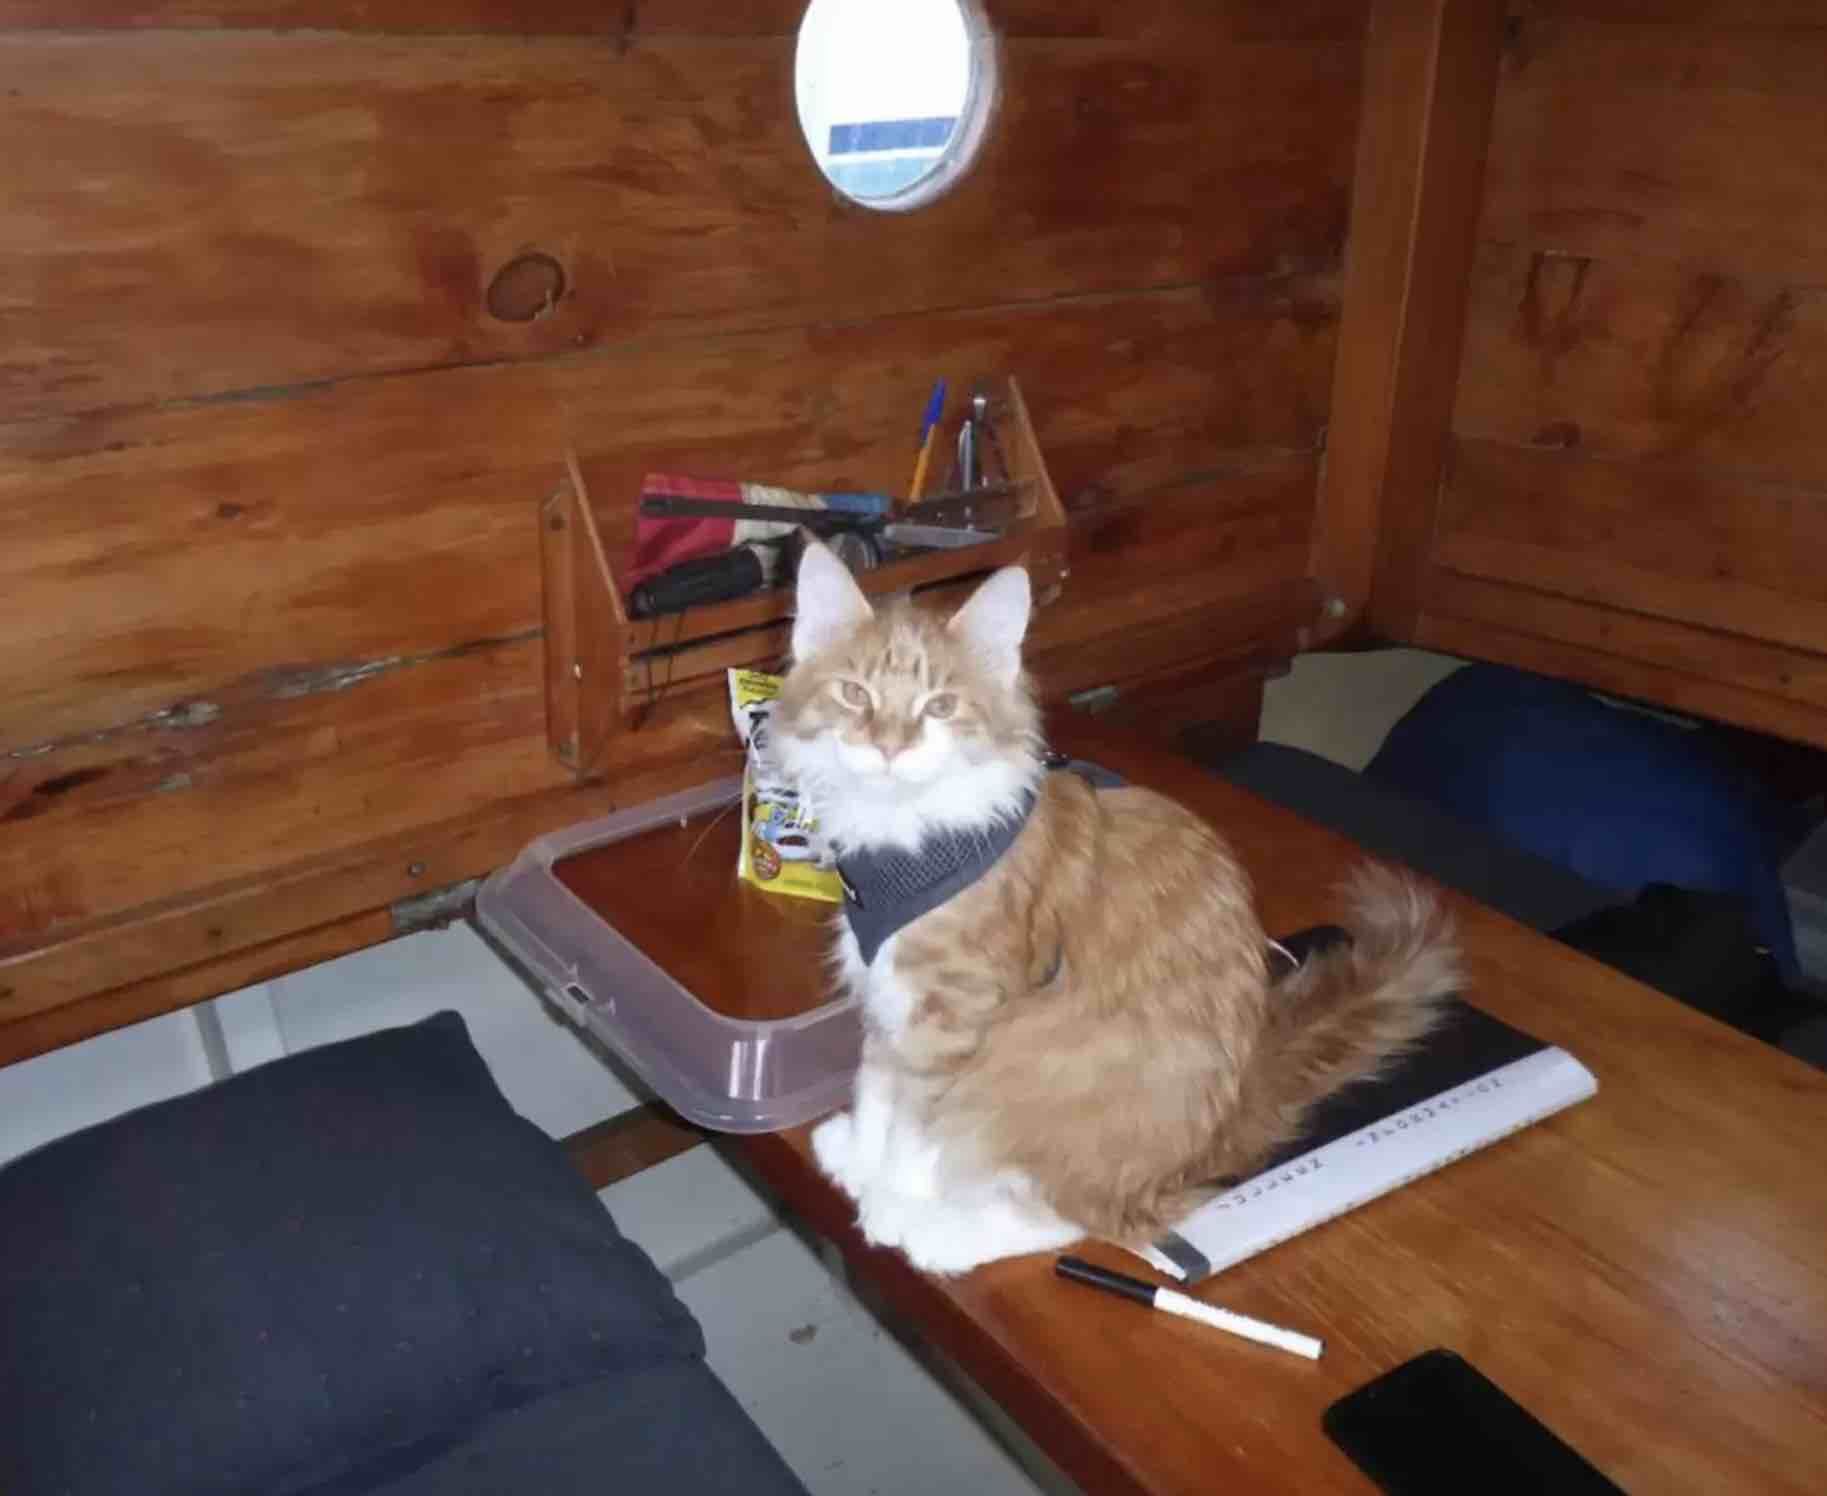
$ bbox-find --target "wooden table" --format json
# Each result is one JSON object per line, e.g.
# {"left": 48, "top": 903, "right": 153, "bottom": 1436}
{"left": 572, "top": 716, "right": 1827, "bottom": 1494}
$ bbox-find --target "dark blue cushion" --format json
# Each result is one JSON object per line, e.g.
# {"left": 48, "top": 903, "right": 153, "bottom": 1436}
{"left": 1210, "top": 741, "right": 1615, "bottom": 935}
{"left": 0, "top": 1011, "right": 705, "bottom": 1496}
{"left": 1364, "top": 663, "right": 1803, "bottom": 979}
{"left": 342, "top": 1358, "right": 812, "bottom": 1496}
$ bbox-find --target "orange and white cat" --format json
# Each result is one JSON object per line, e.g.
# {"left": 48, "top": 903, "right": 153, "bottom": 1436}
{"left": 771, "top": 541, "right": 1459, "bottom": 1276}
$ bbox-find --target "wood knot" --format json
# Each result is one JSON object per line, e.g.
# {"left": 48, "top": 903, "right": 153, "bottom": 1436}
{"left": 486, "top": 252, "right": 567, "bottom": 323}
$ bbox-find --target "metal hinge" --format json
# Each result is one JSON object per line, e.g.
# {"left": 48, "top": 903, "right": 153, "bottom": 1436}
{"left": 389, "top": 877, "right": 481, "bottom": 936}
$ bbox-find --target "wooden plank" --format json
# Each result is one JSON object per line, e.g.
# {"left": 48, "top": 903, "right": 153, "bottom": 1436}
{"left": 1513, "top": 1, "right": 1827, "bottom": 24}
{"left": 3, "top": 280, "right": 1334, "bottom": 753}
{"left": 1, "top": 545, "right": 1316, "bottom": 1026}
{"left": 1453, "top": 244, "right": 1827, "bottom": 489}
{"left": 1027, "top": 578, "right": 1317, "bottom": 705}
{"left": 1415, "top": 606, "right": 1827, "bottom": 750}
{"left": 1480, "top": 16, "right": 1827, "bottom": 283}
{"left": 0, "top": 0, "right": 630, "bottom": 30}
{"left": 0, "top": 909, "right": 398, "bottom": 1069}
{"left": 1040, "top": 547, "right": 1314, "bottom": 662}
{"left": 0, "top": 0, "right": 1369, "bottom": 42}
{"left": 561, "top": 1102, "right": 705, "bottom": 1191}
{"left": 991, "top": 0, "right": 1369, "bottom": 40}
{"left": 1425, "top": 570, "right": 1827, "bottom": 718}
{"left": 3, "top": 637, "right": 567, "bottom": 948}
{"left": 0, "top": 696, "right": 726, "bottom": 1029}
{"left": 1309, "top": 0, "right": 1506, "bottom": 640}
{"left": 1090, "top": 659, "right": 1269, "bottom": 759}
{"left": 1434, "top": 438, "right": 1827, "bottom": 657}
{"left": 0, "top": 635, "right": 552, "bottom": 861}
{"left": 0, "top": 30, "right": 1357, "bottom": 418}
{"left": 1442, "top": 8, "right": 1827, "bottom": 742}
{"left": 0, "top": 363, "right": 561, "bottom": 751}
{"left": 1063, "top": 455, "right": 1319, "bottom": 586}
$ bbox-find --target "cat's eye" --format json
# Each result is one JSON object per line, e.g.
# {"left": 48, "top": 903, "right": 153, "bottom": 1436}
{"left": 923, "top": 693, "right": 958, "bottom": 720}
{"left": 838, "top": 680, "right": 871, "bottom": 710}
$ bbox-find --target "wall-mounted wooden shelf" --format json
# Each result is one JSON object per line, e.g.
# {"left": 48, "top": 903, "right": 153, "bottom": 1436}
{"left": 540, "top": 376, "right": 1069, "bottom": 780}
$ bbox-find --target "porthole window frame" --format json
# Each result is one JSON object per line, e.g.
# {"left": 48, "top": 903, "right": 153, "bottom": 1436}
{"left": 794, "top": 0, "right": 1000, "bottom": 215}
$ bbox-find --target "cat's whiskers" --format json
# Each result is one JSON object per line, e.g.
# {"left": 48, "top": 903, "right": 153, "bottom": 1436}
{"left": 682, "top": 797, "right": 741, "bottom": 866}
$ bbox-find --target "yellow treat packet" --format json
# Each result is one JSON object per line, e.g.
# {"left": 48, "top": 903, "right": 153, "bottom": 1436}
{"left": 727, "top": 669, "right": 843, "bottom": 902}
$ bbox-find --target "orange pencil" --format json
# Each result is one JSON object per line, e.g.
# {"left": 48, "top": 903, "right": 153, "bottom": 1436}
{"left": 908, "top": 378, "right": 947, "bottom": 502}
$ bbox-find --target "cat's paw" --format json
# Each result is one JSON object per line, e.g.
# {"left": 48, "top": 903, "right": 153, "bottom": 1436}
{"left": 811, "top": 1112, "right": 864, "bottom": 1200}
{"left": 895, "top": 1200, "right": 1084, "bottom": 1278}
{"left": 856, "top": 1186, "right": 914, "bottom": 1250}
{"left": 893, "top": 1212, "right": 988, "bottom": 1278}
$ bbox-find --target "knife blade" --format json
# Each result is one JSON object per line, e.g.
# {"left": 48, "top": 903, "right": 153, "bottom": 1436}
{"left": 637, "top": 494, "right": 1006, "bottom": 550}
{"left": 877, "top": 523, "right": 997, "bottom": 550}
{"left": 896, "top": 477, "right": 1031, "bottom": 532}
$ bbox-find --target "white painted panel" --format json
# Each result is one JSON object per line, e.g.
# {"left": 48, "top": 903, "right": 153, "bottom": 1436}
{"left": 0, "top": 1010, "right": 213, "bottom": 1167}
{"left": 210, "top": 982, "right": 287, "bottom": 1073}
{"left": 598, "top": 1143, "right": 783, "bottom": 1282}
{"left": 676, "top": 1228, "right": 1045, "bottom": 1496}
{"left": 267, "top": 921, "right": 640, "bottom": 1138}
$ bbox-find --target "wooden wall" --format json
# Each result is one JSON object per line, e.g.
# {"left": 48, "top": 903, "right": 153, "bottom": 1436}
{"left": 0, "top": 1, "right": 1361, "bottom": 1057}
{"left": 1397, "top": 0, "right": 1827, "bottom": 747}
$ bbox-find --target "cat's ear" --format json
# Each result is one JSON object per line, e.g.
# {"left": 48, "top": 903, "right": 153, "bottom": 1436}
{"left": 947, "top": 565, "right": 1031, "bottom": 686}
{"left": 791, "top": 539, "right": 873, "bottom": 663}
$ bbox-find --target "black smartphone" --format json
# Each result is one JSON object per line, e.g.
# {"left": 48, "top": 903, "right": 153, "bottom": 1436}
{"left": 1322, "top": 1348, "right": 1626, "bottom": 1495}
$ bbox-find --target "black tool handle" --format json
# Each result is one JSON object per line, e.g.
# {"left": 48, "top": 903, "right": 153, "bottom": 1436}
{"left": 627, "top": 546, "right": 766, "bottom": 618}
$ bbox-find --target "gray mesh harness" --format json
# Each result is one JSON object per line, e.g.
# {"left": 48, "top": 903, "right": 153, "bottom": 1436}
{"left": 834, "top": 754, "right": 1124, "bottom": 965}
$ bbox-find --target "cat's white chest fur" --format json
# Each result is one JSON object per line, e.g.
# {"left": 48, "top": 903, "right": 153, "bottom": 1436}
{"left": 834, "top": 925, "right": 918, "bottom": 1041}
{"left": 817, "top": 918, "right": 1081, "bottom": 1276}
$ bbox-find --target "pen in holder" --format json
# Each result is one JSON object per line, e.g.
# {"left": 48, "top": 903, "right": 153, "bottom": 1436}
{"left": 909, "top": 379, "right": 947, "bottom": 502}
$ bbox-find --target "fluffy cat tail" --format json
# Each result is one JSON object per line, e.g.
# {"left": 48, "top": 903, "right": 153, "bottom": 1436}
{"left": 1206, "top": 863, "right": 1462, "bottom": 1186}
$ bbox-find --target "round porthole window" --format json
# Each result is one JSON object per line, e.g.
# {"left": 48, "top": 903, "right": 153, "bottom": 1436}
{"left": 794, "top": 0, "right": 996, "bottom": 211}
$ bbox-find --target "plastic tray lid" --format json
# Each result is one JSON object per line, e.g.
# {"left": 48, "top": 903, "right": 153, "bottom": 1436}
{"left": 474, "top": 775, "right": 860, "bottom": 1134}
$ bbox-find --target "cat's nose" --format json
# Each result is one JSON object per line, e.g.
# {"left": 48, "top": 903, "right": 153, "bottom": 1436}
{"left": 876, "top": 727, "right": 917, "bottom": 761}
